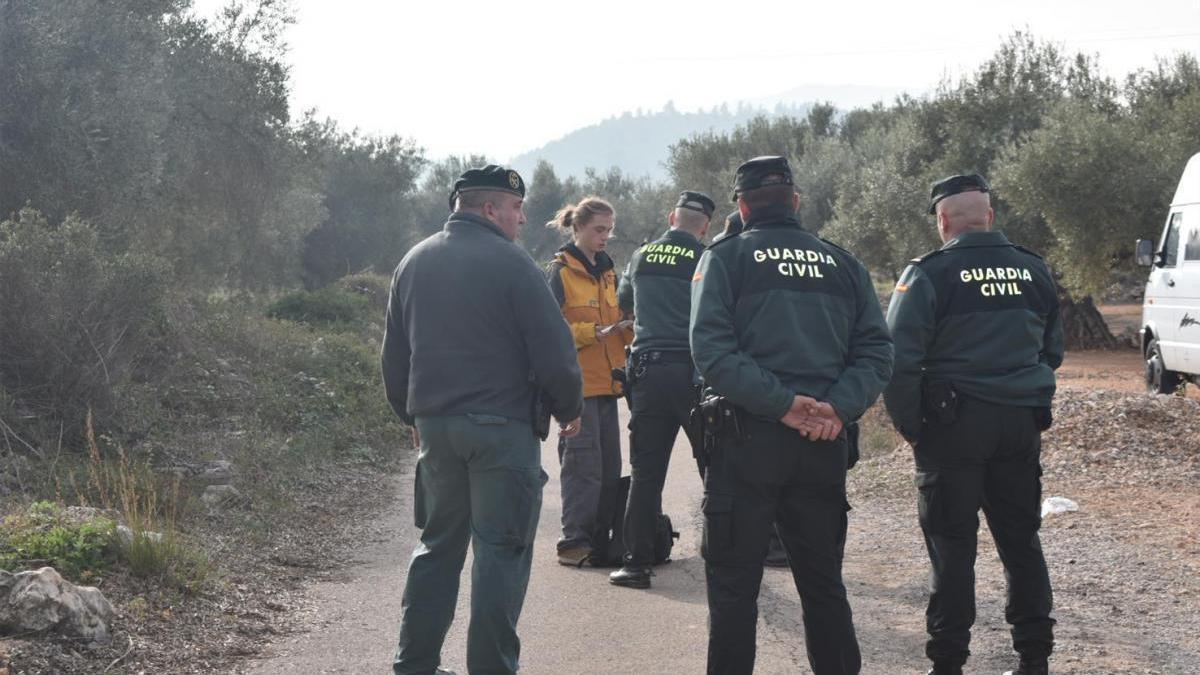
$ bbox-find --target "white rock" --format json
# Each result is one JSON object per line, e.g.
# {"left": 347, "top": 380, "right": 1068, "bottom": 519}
{"left": 0, "top": 567, "right": 113, "bottom": 644}
{"left": 116, "top": 524, "right": 163, "bottom": 546}
{"left": 1041, "top": 496, "right": 1079, "bottom": 518}
{"left": 198, "top": 460, "right": 235, "bottom": 484}
{"left": 201, "top": 484, "right": 241, "bottom": 511}
{"left": 62, "top": 506, "right": 114, "bottom": 524}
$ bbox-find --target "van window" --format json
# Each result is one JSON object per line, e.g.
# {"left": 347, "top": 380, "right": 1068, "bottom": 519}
{"left": 1164, "top": 212, "right": 1183, "bottom": 267}
{"left": 1186, "top": 218, "right": 1200, "bottom": 262}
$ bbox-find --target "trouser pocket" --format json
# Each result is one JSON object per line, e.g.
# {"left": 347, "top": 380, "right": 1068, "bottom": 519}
{"left": 473, "top": 466, "right": 548, "bottom": 547}
{"left": 922, "top": 380, "right": 959, "bottom": 425}
{"left": 836, "top": 499, "right": 851, "bottom": 561}
{"left": 413, "top": 463, "right": 428, "bottom": 529}
{"left": 701, "top": 493, "right": 735, "bottom": 560}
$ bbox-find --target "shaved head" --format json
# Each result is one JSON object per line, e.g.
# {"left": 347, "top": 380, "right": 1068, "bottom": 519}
{"left": 673, "top": 207, "right": 709, "bottom": 232}
{"left": 935, "top": 190, "right": 993, "bottom": 242}
{"left": 667, "top": 206, "right": 710, "bottom": 240}
{"left": 456, "top": 189, "right": 507, "bottom": 211}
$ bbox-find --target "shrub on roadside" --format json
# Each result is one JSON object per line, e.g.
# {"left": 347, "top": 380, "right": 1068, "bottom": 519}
{"left": 50, "top": 416, "right": 215, "bottom": 592}
{"left": 0, "top": 209, "right": 170, "bottom": 438}
{"left": 266, "top": 285, "right": 371, "bottom": 326}
{"left": 0, "top": 501, "right": 116, "bottom": 581}
{"left": 338, "top": 273, "right": 391, "bottom": 314}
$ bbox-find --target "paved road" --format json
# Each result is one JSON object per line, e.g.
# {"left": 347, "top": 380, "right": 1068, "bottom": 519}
{"left": 243, "top": 400, "right": 824, "bottom": 674}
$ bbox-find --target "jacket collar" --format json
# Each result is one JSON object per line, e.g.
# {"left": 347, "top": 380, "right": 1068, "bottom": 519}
{"left": 660, "top": 228, "right": 702, "bottom": 245}
{"left": 445, "top": 211, "right": 509, "bottom": 240}
{"left": 557, "top": 243, "right": 613, "bottom": 279}
{"left": 942, "top": 230, "right": 1011, "bottom": 250}
{"left": 743, "top": 204, "right": 802, "bottom": 231}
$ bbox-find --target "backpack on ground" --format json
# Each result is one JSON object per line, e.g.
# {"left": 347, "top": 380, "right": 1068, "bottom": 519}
{"left": 591, "top": 475, "right": 680, "bottom": 567}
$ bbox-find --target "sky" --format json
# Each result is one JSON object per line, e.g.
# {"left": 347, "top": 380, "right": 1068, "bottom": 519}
{"left": 193, "top": 0, "right": 1200, "bottom": 161}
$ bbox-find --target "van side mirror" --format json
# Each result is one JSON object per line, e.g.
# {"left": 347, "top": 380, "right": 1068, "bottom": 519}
{"left": 1135, "top": 239, "right": 1155, "bottom": 267}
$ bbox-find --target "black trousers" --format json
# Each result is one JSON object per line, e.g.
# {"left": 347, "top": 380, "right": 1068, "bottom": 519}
{"left": 623, "top": 359, "right": 700, "bottom": 566}
{"left": 914, "top": 397, "right": 1055, "bottom": 666}
{"left": 703, "top": 416, "right": 860, "bottom": 675}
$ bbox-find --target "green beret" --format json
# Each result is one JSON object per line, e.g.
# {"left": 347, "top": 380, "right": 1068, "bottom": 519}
{"left": 928, "top": 174, "right": 990, "bottom": 214}
{"left": 448, "top": 165, "right": 526, "bottom": 210}
{"left": 675, "top": 190, "right": 716, "bottom": 218}
{"left": 731, "top": 155, "right": 794, "bottom": 202}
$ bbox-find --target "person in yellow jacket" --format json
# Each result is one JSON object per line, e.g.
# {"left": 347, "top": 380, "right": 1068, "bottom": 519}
{"left": 545, "top": 196, "right": 633, "bottom": 566}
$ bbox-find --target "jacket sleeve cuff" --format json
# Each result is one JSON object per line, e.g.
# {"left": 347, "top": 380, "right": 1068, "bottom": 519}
{"left": 897, "top": 416, "right": 921, "bottom": 442}
{"left": 765, "top": 388, "right": 794, "bottom": 421}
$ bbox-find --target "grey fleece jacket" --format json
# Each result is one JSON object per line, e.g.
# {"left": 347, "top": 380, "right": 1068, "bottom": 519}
{"left": 381, "top": 212, "right": 583, "bottom": 425}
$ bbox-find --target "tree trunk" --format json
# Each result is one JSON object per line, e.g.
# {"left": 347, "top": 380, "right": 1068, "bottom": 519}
{"left": 1058, "top": 285, "right": 1119, "bottom": 350}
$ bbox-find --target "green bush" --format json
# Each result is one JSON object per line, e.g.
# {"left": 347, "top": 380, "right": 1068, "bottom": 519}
{"left": 0, "top": 209, "right": 170, "bottom": 435}
{"left": 0, "top": 502, "right": 116, "bottom": 581}
{"left": 266, "top": 285, "right": 371, "bottom": 326}
{"left": 338, "top": 273, "right": 391, "bottom": 314}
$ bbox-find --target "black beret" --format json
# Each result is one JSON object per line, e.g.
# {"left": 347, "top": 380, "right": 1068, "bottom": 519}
{"left": 448, "top": 165, "right": 526, "bottom": 210}
{"left": 711, "top": 210, "right": 744, "bottom": 244}
{"left": 723, "top": 210, "right": 743, "bottom": 236}
{"left": 675, "top": 191, "right": 716, "bottom": 218}
{"left": 928, "top": 174, "right": 990, "bottom": 214}
{"left": 731, "top": 155, "right": 794, "bottom": 202}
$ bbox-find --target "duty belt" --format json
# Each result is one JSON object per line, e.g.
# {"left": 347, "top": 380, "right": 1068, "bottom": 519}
{"left": 634, "top": 350, "right": 693, "bottom": 365}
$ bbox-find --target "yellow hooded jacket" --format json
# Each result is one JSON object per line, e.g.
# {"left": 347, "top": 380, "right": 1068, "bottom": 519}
{"left": 546, "top": 246, "right": 632, "bottom": 397}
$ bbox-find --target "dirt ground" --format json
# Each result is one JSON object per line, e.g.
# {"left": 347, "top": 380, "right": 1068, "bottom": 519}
{"left": 849, "top": 386, "right": 1200, "bottom": 674}
{"left": 842, "top": 303, "right": 1200, "bottom": 674}
{"left": 1056, "top": 349, "right": 1146, "bottom": 393}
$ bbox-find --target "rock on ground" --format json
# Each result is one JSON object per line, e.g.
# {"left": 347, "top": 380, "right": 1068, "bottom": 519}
{"left": 202, "top": 484, "right": 242, "bottom": 512}
{"left": 0, "top": 568, "right": 113, "bottom": 644}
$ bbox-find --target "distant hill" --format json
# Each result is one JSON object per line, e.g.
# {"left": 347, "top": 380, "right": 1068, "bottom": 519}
{"left": 508, "top": 84, "right": 905, "bottom": 181}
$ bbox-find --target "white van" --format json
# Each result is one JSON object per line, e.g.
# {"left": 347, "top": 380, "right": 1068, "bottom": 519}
{"left": 1136, "top": 151, "right": 1200, "bottom": 393}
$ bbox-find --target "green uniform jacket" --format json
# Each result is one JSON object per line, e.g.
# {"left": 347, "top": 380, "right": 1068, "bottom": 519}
{"left": 618, "top": 228, "right": 705, "bottom": 354}
{"left": 689, "top": 206, "right": 893, "bottom": 423}
{"left": 882, "top": 230, "right": 1064, "bottom": 441}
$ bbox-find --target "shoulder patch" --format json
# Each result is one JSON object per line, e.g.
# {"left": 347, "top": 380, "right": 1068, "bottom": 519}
{"left": 1011, "top": 244, "right": 1044, "bottom": 260}
{"left": 706, "top": 233, "right": 739, "bottom": 250}
{"left": 817, "top": 237, "right": 854, "bottom": 257}
{"left": 910, "top": 248, "right": 946, "bottom": 265}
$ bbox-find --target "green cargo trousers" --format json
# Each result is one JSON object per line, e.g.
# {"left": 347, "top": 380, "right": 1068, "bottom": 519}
{"left": 394, "top": 414, "right": 548, "bottom": 675}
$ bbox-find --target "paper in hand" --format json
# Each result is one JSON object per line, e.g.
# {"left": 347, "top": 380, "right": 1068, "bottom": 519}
{"left": 598, "top": 320, "right": 633, "bottom": 337}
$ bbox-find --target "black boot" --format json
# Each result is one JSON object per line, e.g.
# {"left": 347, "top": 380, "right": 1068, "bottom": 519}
{"left": 608, "top": 565, "right": 652, "bottom": 589}
{"left": 926, "top": 662, "right": 963, "bottom": 675}
{"left": 1004, "top": 656, "right": 1048, "bottom": 675}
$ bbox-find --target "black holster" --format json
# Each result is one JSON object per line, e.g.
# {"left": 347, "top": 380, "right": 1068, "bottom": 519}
{"left": 532, "top": 391, "right": 551, "bottom": 441}
{"left": 689, "top": 393, "right": 744, "bottom": 477}
{"left": 1033, "top": 405, "right": 1053, "bottom": 431}
{"left": 846, "top": 421, "right": 861, "bottom": 470}
{"left": 688, "top": 396, "right": 707, "bottom": 477}
{"left": 529, "top": 372, "right": 552, "bottom": 441}
{"left": 612, "top": 367, "right": 633, "bottom": 406}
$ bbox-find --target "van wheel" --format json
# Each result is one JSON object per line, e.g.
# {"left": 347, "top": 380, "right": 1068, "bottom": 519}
{"left": 1146, "top": 338, "right": 1181, "bottom": 395}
